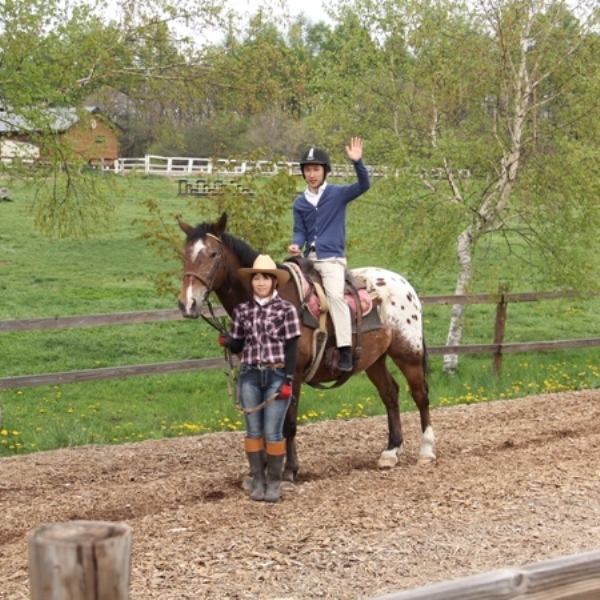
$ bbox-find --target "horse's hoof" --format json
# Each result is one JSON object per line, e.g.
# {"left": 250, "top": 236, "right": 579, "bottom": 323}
{"left": 377, "top": 453, "right": 398, "bottom": 469}
{"left": 282, "top": 469, "right": 296, "bottom": 484}
{"left": 417, "top": 454, "right": 436, "bottom": 465}
{"left": 280, "top": 480, "right": 296, "bottom": 492}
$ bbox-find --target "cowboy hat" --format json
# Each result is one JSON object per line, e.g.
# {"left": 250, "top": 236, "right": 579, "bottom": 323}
{"left": 239, "top": 254, "right": 290, "bottom": 287}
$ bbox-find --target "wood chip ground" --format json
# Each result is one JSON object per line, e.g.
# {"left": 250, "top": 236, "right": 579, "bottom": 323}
{"left": 1, "top": 390, "right": 599, "bottom": 599}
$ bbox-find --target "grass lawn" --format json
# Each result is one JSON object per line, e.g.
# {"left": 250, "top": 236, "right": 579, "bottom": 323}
{"left": 0, "top": 173, "right": 598, "bottom": 456}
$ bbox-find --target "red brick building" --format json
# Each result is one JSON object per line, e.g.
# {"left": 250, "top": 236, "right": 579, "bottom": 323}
{"left": 0, "top": 106, "right": 120, "bottom": 167}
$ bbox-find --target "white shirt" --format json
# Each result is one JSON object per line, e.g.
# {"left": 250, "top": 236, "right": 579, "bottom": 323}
{"left": 304, "top": 181, "right": 328, "bottom": 207}
{"left": 253, "top": 290, "right": 278, "bottom": 306}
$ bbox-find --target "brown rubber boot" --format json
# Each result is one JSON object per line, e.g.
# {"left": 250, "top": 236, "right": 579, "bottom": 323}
{"left": 245, "top": 437, "right": 266, "bottom": 501}
{"left": 264, "top": 441, "right": 286, "bottom": 503}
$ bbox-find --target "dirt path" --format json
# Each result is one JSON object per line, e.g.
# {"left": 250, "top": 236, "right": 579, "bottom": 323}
{"left": 1, "top": 389, "right": 599, "bottom": 599}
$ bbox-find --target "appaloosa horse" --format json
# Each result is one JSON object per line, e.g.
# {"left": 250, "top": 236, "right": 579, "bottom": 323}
{"left": 178, "top": 213, "right": 435, "bottom": 484}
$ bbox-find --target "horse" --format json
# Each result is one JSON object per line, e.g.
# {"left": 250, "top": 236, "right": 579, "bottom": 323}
{"left": 177, "top": 213, "right": 436, "bottom": 484}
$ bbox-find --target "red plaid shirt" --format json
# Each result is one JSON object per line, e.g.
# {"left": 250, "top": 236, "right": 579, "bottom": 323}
{"left": 230, "top": 295, "right": 301, "bottom": 365}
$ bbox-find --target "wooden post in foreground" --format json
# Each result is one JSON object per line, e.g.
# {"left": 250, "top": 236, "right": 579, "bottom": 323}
{"left": 28, "top": 520, "right": 132, "bottom": 600}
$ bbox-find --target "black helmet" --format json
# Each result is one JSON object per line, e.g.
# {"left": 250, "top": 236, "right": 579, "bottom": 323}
{"left": 300, "top": 147, "right": 331, "bottom": 174}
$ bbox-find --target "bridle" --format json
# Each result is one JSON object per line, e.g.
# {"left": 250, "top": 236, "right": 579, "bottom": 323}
{"left": 182, "top": 232, "right": 227, "bottom": 334}
{"left": 183, "top": 232, "right": 222, "bottom": 292}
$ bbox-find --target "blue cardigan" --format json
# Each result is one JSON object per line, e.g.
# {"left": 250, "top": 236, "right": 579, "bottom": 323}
{"left": 291, "top": 159, "right": 370, "bottom": 259}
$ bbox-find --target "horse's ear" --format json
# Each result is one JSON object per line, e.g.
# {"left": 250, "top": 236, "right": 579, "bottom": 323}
{"left": 214, "top": 212, "right": 228, "bottom": 236}
{"left": 177, "top": 217, "right": 194, "bottom": 237}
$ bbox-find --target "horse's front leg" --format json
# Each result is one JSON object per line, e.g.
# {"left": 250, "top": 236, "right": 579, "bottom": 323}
{"left": 281, "top": 385, "right": 300, "bottom": 486}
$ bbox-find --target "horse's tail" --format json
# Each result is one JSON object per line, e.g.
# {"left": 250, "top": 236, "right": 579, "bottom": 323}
{"left": 422, "top": 332, "right": 430, "bottom": 377}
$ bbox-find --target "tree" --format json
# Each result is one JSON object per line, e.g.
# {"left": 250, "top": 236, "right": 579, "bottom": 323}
{"left": 310, "top": 0, "right": 600, "bottom": 372}
{"left": 0, "top": 0, "right": 224, "bottom": 237}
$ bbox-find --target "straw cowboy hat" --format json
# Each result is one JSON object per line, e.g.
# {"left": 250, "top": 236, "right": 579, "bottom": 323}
{"left": 239, "top": 254, "right": 290, "bottom": 287}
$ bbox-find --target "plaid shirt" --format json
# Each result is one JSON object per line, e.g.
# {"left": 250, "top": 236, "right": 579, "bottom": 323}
{"left": 230, "top": 295, "right": 301, "bottom": 365}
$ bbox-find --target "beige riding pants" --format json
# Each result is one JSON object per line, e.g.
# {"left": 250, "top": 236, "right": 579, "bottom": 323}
{"left": 308, "top": 253, "right": 352, "bottom": 348}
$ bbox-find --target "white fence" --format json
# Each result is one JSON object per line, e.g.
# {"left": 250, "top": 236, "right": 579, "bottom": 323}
{"left": 1, "top": 152, "right": 468, "bottom": 180}
{"left": 112, "top": 155, "right": 388, "bottom": 178}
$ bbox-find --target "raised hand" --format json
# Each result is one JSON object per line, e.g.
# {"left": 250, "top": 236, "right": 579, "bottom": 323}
{"left": 345, "top": 137, "right": 363, "bottom": 162}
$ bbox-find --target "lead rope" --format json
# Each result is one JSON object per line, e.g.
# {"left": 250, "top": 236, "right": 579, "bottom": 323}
{"left": 195, "top": 297, "right": 242, "bottom": 411}
{"left": 200, "top": 300, "right": 279, "bottom": 415}
{"left": 240, "top": 391, "right": 279, "bottom": 415}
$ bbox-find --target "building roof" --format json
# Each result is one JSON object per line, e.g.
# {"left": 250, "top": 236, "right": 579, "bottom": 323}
{"left": 0, "top": 106, "right": 102, "bottom": 135}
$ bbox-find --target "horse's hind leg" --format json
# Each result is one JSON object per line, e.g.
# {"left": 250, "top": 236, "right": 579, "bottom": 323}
{"left": 392, "top": 358, "right": 436, "bottom": 462}
{"left": 365, "top": 356, "right": 405, "bottom": 468}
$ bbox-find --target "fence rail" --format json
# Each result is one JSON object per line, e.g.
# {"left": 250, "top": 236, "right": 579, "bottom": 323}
{"left": 1, "top": 291, "right": 598, "bottom": 390}
{"left": 372, "top": 548, "right": 600, "bottom": 600}
{"left": 109, "top": 155, "right": 474, "bottom": 179}
{"left": 110, "top": 155, "right": 388, "bottom": 178}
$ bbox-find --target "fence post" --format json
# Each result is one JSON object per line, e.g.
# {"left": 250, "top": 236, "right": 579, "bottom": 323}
{"left": 492, "top": 286, "right": 508, "bottom": 374}
{"left": 28, "top": 520, "right": 132, "bottom": 600}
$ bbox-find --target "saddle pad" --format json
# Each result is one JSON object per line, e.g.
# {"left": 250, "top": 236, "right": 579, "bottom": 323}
{"left": 302, "top": 302, "right": 382, "bottom": 334}
{"left": 306, "top": 287, "right": 373, "bottom": 320}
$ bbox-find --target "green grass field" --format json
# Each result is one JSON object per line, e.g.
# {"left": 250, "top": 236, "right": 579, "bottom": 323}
{"left": 1, "top": 174, "right": 598, "bottom": 456}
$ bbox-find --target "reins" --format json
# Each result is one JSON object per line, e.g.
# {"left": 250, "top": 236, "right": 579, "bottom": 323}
{"left": 183, "top": 233, "right": 278, "bottom": 415}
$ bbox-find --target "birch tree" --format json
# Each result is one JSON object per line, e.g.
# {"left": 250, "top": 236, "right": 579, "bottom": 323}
{"left": 440, "top": 0, "right": 600, "bottom": 372}
{"left": 312, "top": 0, "right": 600, "bottom": 372}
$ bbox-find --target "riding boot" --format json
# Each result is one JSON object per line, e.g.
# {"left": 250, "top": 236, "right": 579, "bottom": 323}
{"left": 337, "top": 346, "right": 353, "bottom": 372}
{"left": 245, "top": 437, "right": 266, "bottom": 501}
{"left": 242, "top": 448, "right": 266, "bottom": 491}
{"left": 264, "top": 441, "right": 286, "bottom": 503}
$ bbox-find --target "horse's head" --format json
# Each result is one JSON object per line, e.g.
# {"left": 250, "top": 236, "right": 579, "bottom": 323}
{"left": 178, "top": 213, "right": 228, "bottom": 318}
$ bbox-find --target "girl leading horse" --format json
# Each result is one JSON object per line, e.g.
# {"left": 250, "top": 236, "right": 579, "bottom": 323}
{"left": 178, "top": 213, "right": 436, "bottom": 485}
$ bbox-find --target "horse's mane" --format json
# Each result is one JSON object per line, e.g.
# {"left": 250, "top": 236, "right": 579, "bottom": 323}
{"left": 222, "top": 233, "right": 260, "bottom": 268}
{"left": 187, "top": 222, "right": 259, "bottom": 268}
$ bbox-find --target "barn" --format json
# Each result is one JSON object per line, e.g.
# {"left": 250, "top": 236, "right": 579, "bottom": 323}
{"left": 0, "top": 105, "right": 120, "bottom": 167}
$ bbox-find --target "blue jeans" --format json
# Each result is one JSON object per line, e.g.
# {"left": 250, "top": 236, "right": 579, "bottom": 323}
{"left": 238, "top": 365, "right": 290, "bottom": 444}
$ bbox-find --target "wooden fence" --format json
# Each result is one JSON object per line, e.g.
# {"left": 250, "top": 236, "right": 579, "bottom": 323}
{"left": 109, "top": 155, "right": 473, "bottom": 179}
{"left": 109, "top": 155, "right": 388, "bottom": 178}
{"left": 1, "top": 291, "right": 598, "bottom": 391}
{"left": 371, "top": 548, "right": 600, "bottom": 600}
{"left": 26, "top": 523, "right": 598, "bottom": 600}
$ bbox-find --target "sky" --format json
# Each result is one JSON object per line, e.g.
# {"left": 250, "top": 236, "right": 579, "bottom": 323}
{"left": 101, "top": 1, "right": 334, "bottom": 47}
{"left": 225, "top": 0, "right": 333, "bottom": 25}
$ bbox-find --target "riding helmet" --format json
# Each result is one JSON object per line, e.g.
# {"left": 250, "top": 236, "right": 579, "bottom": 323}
{"left": 299, "top": 147, "right": 331, "bottom": 175}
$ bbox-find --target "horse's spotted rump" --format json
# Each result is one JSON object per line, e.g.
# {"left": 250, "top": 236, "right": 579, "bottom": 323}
{"left": 352, "top": 266, "right": 423, "bottom": 352}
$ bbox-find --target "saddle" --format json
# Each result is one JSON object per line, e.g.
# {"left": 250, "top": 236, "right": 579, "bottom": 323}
{"left": 287, "top": 257, "right": 374, "bottom": 319}
{"left": 283, "top": 256, "right": 382, "bottom": 389}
